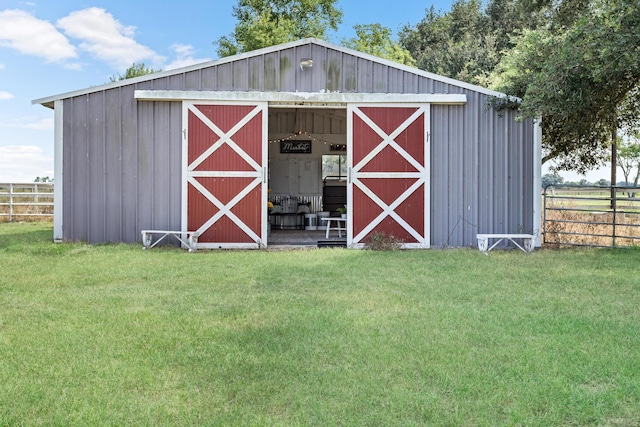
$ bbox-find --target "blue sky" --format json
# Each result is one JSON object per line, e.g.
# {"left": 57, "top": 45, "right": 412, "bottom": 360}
{"left": 0, "top": 0, "right": 607, "bottom": 182}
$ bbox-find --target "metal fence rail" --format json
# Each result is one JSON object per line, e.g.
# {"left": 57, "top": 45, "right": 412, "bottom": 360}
{"left": 0, "top": 183, "right": 54, "bottom": 222}
{"left": 543, "top": 185, "right": 640, "bottom": 248}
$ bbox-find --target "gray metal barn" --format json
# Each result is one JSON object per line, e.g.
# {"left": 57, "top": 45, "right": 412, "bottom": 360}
{"left": 33, "top": 38, "right": 541, "bottom": 249}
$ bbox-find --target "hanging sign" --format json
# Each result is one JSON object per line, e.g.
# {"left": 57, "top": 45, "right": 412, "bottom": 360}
{"left": 280, "top": 140, "right": 311, "bottom": 153}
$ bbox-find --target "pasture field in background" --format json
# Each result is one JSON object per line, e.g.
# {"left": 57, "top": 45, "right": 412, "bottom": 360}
{"left": 1, "top": 222, "right": 639, "bottom": 426}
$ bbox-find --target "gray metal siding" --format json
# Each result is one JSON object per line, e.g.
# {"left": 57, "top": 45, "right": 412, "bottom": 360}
{"left": 431, "top": 91, "right": 535, "bottom": 247}
{"left": 59, "top": 40, "right": 535, "bottom": 246}
{"left": 63, "top": 91, "right": 182, "bottom": 243}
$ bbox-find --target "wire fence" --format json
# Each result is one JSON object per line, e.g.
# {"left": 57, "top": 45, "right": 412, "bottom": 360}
{"left": 543, "top": 185, "right": 640, "bottom": 248}
{"left": 0, "top": 183, "right": 54, "bottom": 222}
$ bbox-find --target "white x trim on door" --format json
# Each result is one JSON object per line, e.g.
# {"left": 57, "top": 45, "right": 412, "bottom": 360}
{"left": 348, "top": 104, "right": 430, "bottom": 249}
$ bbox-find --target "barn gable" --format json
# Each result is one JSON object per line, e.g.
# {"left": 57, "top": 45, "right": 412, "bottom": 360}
{"left": 33, "top": 38, "right": 541, "bottom": 248}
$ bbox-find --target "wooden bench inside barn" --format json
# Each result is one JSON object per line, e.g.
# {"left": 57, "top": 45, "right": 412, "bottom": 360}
{"left": 476, "top": 233, "right": 534, "bottom": 254}
{"left": 141, "top": 230, "right": 199, "bottom": 252}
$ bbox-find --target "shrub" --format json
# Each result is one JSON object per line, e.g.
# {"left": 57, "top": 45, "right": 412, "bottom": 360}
{"left": 363, "top": 231, "right": 404, "bottom": 251}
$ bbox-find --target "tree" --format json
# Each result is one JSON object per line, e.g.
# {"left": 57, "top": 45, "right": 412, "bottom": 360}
{"left": 398, "top": 0, "right": 547, "bottom": 86}
{"left": 490, "top": 0, "right": 640, "bottom": 173}
{"left": 617, "top": 132, "right": 640, "bottom": 196}
{"left": 541, "top": 173, "right": 564, "bottom": 188}
{"left": 399, "top": 1, "right": 495, "bottom": 85}
{"left": 109, "top": 62, "right": 161, "bottom": 82}
{"left": 342, "top": 24, "right": 416, "bottom": 67}
{"left": 215, "top": 0, "right": 343, "bottom": 57}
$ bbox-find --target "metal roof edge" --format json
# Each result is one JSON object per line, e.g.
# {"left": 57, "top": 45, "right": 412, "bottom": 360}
{"left": 32, "top": 37, "right": 517, "bottom": 107}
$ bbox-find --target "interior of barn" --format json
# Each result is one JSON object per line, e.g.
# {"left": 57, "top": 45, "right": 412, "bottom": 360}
{"left": 267, "top": 107, "right": 347, "bottom": 244}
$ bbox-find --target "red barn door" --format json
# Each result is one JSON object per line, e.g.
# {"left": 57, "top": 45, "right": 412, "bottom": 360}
{"left": 183, "top": 102, "right": 267, "bottom": 249}
{"left": 348, "top": 104, "right": 430, "bottom": 248}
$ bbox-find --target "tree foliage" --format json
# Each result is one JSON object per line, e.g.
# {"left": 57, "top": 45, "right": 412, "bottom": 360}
{"left": 490, "top": 0, "right": 640, "bottom": 172}
{"left": 618, "top": 131, "right": 640, "bottom": 188}
{"left": 342, "top": 24, "right": 416, "bottom": 67}
{"left": 109, "top": 63, "right": 161, "bottom": 82}
{"left": 215, "top": 0, "right": 343, "bottom": 57}
{"left": 399, "top": 0, "right": 546, "bottom": 86}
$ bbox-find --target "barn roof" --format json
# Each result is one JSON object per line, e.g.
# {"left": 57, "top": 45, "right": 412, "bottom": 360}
{"left": 33, "top": 37, "right": 510, "bottom": 109}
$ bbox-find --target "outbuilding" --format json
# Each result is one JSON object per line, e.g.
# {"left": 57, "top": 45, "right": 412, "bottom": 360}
{"left": 33, "top": 38, "right": 541, "bottom": 249}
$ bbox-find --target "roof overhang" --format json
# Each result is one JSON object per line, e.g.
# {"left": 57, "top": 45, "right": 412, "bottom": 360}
{"left": 133, "top": 90, "right": 467, "bottom": 107}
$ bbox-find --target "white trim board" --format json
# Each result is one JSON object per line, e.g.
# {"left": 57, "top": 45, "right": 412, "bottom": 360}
{"left": 135, "top": 90, "right": 466, "bottom": 106}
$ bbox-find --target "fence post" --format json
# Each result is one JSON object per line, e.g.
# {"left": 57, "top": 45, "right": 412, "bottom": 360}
{"left": 543, "top": 186, "right": 548, "bottom": 244}
{"left": 34, "top": 183, "right": 39, "bottom": 215}
{"left": 9, "top": 183, "right": 13, "bottom": 222}
{"left": 612, "top": 187, "right": 617, "bottom": 247}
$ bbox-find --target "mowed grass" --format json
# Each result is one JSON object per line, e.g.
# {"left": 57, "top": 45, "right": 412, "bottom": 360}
{"left": 1, "top": 223, "right": 639, "bottom": 426}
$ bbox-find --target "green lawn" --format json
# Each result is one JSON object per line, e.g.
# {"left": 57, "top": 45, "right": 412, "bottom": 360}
{"left": 1, "top": 222, "right": 639, "bottom": 426}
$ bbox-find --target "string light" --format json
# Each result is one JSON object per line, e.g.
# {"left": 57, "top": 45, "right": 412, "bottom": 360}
{"left": 269, "top": 131, "right": 330, "bottom": 145}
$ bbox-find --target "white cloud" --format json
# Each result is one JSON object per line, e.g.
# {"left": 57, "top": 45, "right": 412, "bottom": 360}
{"left": 57, "top": 7, "right": 164, "bottom": 70}
{"left": 0, "top": 145, "right": 53, "bottom": 182}
{"left": 0, "top": 63, "right": 5, "bottom": 69}
{"left": 0, "top": 115, "right": 53, "bottom": 130}
{"left": 0, "top": 9, "right": 77, "bottom": 62}
{"left": 164, "top": 43, "right": 211, "bottom": 70}
{"left": 0, "top": 91, "right": 14, "bottom": 100}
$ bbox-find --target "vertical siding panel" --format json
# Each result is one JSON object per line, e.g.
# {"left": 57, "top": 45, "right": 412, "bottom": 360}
{"left": 169, "top": 102, "right": 182, "bottom": 230}
{"left": 233, "top": 59, "right": 249, "bottom": 90}
{"left": 217, "top": 63, "right": 233, "bottom": 90}
{"left": 152, "top": 101, "right": 171, "bottom": 229}
{"left": 523, "top": 119, "right": 535, "bottom": 232}
{"left": 73, "top": 95, "right": 90, "bottom": 241}
{"left": 325, "top": 48, "right": 342, "bottom": 92}
{"left": 494, "top": 112, "right": 507, "bottom": 234}
{"left": 137, "top": 99, "right": 154, "bottom": 232}
{"left": 279, "top": 49, "right": 295, "bottom": 91}
{"left": 105, "top": 88, "right": 122, "bottom": 242}
{"left": 466, "top": 93, "right": 480, "bottom": 246}
{"left": 342, "top": 53, "right": 357, "bottom": 92}
{"left": 185, "top": 70, "right": 201, "bottom": 90}
{"left": 372, "top": 62, "right": 388, "bottom": 93}
{"left": 168, "top": 74, "right": 184, "bottom": 90}
{"left": 357, "top": 58, "right": 373, "bottom": 92}
{"left": 430, "top": 106, "right": 447, "bottom": 246}
{"left": 449, "top": 105, "right": 463, "bottom": 245}
{"left": 248, "top": 56, "right": 263, "bottom": 90}
{"left": 295, "top": 45, "right": 313, "bottom": 92}
{"left": 120, "top": 85, "right": 138, "bottom": 242}
{"left": 478, "top": 102, "right": 493, "bottom": 237}
{"left": 201, "top": 67, "right": 216, "bottom": 90}
{"left": 388, "top": 68, "right": 403, "bottom": 93}
{"left": 403, "top": 72, "right": 419, "bottom": 93}
{"left": 74, "top": 96, "right": 90, "bottom": 241}
{"left": 63, "top": 98, "right": 76, "bottom": 240}
{"left": 87, "top": 92, "right": 105, "bottom": 243}
{"left": 263, "top": 53, "right": 278, "bottom": 91}
{"left": 152, "top": 77, "right": 168, "bottom": 90}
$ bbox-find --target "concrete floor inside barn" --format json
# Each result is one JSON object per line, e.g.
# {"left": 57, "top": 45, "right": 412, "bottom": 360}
{"left": 267, "top": 229, "right": 346, "bottom": 248}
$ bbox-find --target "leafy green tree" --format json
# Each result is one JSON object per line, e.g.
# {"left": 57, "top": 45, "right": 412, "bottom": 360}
{"left": 215, "top": 0, "right": 343, "bottom": 57}
{"left": 109, "top": 62, "right": 161, "bottom": 82}
{"left": 618, "top": 132, "right": 640, "bottom": 193}
{"left": 541, "top": 173, "right": 564, "bottom": 188}
{"left": 342, "top": 24, "right": 416, "bottom": 67}
{"left": 490, "top": 0, "right": 640, "bottom": 174}
{"left": 398, "top": 0, "right": 548, "bottom": 86}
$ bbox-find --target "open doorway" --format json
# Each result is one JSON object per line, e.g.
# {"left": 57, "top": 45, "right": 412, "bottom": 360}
{"left": 266, "top": 107, "right": 347, "bottom": 246}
